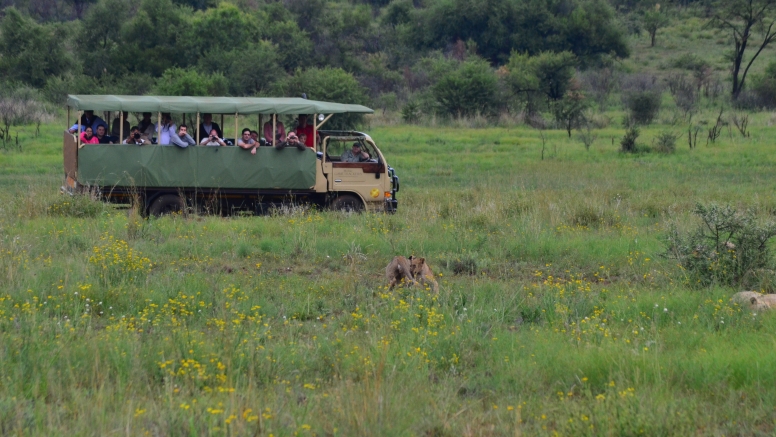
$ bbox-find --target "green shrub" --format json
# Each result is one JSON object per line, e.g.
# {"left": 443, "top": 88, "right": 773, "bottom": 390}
{"left": 665, "top": 204, "right": 776, "bottom": 288}
{"left": 47, "top": 196, "right": 105, "bottom": 218}
{"left": 624, "top": 91, "right": 662, "bottom": 124}
{"left": 432, "top": 58, "right": 499, "bottom": 117}
{"left": 620, "top": 126, "right": 640, "bottom": 153}
{"left": 752, "top": 60, "right": 776, "bottom": 109}
{"left": 401, "top": 101, "right": 421, "bottom": 123}
{"left": 653, "top": 131, "right": 678, "bottom": 154}
{"left": 621, "top": 74, "right": 662, "bottom": 125}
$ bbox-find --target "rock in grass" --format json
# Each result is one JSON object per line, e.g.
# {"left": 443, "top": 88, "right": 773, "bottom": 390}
{"left": 731, "top": 291, "right": 776, "bottom": 311}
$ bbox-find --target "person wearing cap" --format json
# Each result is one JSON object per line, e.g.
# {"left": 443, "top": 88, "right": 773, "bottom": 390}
{"left": 342, "top": 142, "right": 370, "bottom": 162}
{"left": 278, "top": 132, "right": 306, "bottom": 150}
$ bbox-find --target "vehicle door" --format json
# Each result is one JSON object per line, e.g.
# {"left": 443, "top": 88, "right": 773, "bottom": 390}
{"left": 325, "top": 138, "right": 385, "bottom": 199}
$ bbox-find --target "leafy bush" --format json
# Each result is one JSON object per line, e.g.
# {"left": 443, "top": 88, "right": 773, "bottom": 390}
{"left": 620, "top": 126, "right": 640, "bottom": 153}
{"left": 401, "top": 101, "right": 421, "bottom": 123}
{"left": 752, "top": 60, "right": 776, "bottom": 109}
{"left": 432, "top": 58, "right": 499, "bottom": 117}
{"left": 621, "top": 74, "right": 662, "bottom": 125}
{"left": 506, "top": 51, "right": 578, "bottom": 108}
{"left": 653, "top": 131, "right": 678, "bottom": 154}
{"left": 665, "top": 204, "right": 776, "bottom": 288}
{"left": 47, "top": 196, "right": 106, "bottom": 218}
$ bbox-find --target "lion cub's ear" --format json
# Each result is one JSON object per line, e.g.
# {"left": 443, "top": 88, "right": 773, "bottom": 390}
{"left": 419, "top": 257, "right": 425, "bottom": 264}
{"left": 408, "top": 255, "right": 414, "bottom": 261}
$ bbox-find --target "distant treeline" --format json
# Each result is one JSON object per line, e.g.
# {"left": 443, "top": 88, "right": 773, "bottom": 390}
{"left": 0, "top": 0, "right": 774, "bottom": 118}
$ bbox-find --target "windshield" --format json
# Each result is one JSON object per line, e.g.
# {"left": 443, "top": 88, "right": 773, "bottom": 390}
{"left": 325, "top": 137, "right": 376, "bottom": 162}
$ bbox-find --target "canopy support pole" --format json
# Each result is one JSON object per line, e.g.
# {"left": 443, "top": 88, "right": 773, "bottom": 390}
{"left": 313, "top": 113, "right": 317, "bottom": 150}
{"left": 272, "top": 114, "right": 277, "bottom": 147}
{"left": 66, "top": 106, "right": 70, "bottom": 129}
{"left": 119, "top": 111, "right": 124, "bottom": 144}
{"left": 316, "top": 114, "right": 334, "bottom": 130}
{"left": 234, "top": 113, "right": 239, "bottom": 146}
{"left": 77, "top": 110, "right": 82, "bottom": 148}
{"left": 157, "top": 112, "right": 161, "bottom": 143}
{"left": 196, "top": 112, "right": 200, "bottom": 145}
{"left": 221, "top": 114, "right": 224, "bottom": 131}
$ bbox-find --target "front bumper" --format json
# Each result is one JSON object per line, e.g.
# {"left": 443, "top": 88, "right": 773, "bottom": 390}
{"left": 386, "top": 166, "right": 399, "bottom": 213}
{"left": 385, "top": 198, "right": 398, "bottom": 213}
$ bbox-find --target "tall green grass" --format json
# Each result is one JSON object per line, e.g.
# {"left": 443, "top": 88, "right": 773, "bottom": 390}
{"left": 1, "top": 115, "right": 776, "bottom": 435}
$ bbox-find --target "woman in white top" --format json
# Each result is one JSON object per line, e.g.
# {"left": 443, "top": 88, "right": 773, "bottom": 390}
{"left": 200, "top": 128, "right": 227, "bottom": 146}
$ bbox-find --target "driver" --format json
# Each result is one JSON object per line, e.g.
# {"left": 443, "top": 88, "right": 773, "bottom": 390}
{"left": 342, "top": 142, "right": 370, "bottom": 162}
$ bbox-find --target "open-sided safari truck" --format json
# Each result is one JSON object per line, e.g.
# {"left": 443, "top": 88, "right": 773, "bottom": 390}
{"left": 62, "top": 95, "right": 399, "bottom": 215}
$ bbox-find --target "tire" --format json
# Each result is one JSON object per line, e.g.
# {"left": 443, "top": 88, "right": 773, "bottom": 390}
{"left": 148, "top": 194, "right": 185, "bottom": 217}
{"left": 330, "top": 194, "right": 364, "bottom": 213}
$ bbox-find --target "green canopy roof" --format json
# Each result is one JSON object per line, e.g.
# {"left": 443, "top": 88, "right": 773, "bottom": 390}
{"left": 66, "top": 95, "right": 373, "bottom": 115}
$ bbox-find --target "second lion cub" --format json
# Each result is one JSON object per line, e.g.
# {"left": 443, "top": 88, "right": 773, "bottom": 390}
{"left": 385, "top": 256, "right": 417, "bottom": 290}
{"left": 409, "top": 256, "right": 439, "bottom": 293}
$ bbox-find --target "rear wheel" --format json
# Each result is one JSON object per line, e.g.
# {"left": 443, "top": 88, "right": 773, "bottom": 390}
{"left": 330, "top": 194, "right": 364, "bottom": 213}
{"left": 148, "top": 194, "right": 185, "bottom": 217}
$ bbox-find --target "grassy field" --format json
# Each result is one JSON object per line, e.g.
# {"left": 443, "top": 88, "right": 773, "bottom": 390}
{"left": 2, "top": 110, "right": 776, "bottom": 436}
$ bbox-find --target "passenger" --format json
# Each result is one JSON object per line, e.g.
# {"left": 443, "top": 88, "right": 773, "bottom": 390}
{"left": 168, "top": 124, "right": 195, "bottom": 148}
{"left": 278, "top": 132, "right": 306, "bottom": 150}
{"left": 123, "top": 126, "right": 151, "bottom": 145}
{"left": 157, "top": 113, "right": 176, "bottom": 145}
{"left": 69, "top": 110, "right": 108, "bottom": 134}
{"left": 200, "top": 128, "right": 227, "bottom": 147}
{"left": 342, "top": 142, "right": 370, "bottom": 162}
{"left": 263, "top": 120, "right": 286, "bottom": 144}
{"left": 295, "top": 114, "right": 315, "bottom": 148}
{"left": 198, "top": 113, "right": 222, "bottom": 139}
{"left": 95, "top": 125, "right": 113, "bottom": 144}
{"left": 250, "top": 130, "right": 259, "bottom": 142}
{"left": 298, "top": 133, "right": 307, "bottom": 145}
{"left": 111, "top": 111, "right": 130, "bottom": 138}
{"left": 79, "top": 126, "right": 99, "bottom": 144}
{"left": 138, "top": 112, "right": 156, "bottom": 141}
{"left": 237, "top": 128, "right": 259, "bottom": 155}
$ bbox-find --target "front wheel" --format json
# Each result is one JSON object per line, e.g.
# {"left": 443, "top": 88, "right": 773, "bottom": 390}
{"left": 329, "top": 194, "right": 364, "bottom": 213}
{"left": 148, "top": 194, "right": 185, "bottom": 217}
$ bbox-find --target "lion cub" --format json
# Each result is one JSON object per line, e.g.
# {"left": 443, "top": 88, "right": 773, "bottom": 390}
{"left": 385, "top": 256, "right": 417, "bottom": 290}
{"left": 732, "top": 291, "right": 776, "bottom": 311}
{"left": 409, "top": 256, "right": 439, "bottom": 293}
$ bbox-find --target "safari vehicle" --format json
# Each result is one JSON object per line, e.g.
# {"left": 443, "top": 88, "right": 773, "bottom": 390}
{"left": 62, "top": 95, "right": 399, "bottom": 215}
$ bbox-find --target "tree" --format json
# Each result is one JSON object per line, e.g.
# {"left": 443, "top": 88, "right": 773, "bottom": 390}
{"left": 506, "top": 51, "right": 578, "bottom": 110}
{"left": 710, "top": 0, "right": 776, "bottom": 99}
{"left": 273, "top": 67, "right": 368, "bottom": 129}
{"left": 405, "top": 0, "right": 628, "bottom": 65}
{"left": 643, "top": 5, "right": 669, "bottom": 47}
{"left": 77, "top": 0, "right": 130, "bottom": 77}
{"left": 553, "top": 91, "right": 588, "bottom": 137}
{"left": 0, "top": 8, "right": 72, "bottom": 87}
{"left": 120, "top": 0, "right": 190, "bottom": 77}
{"left": 64, "top": 0, "right": 97, "bottom": 19}
{"left": 432, "top": 58, "right": 499, "bottom": 116}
